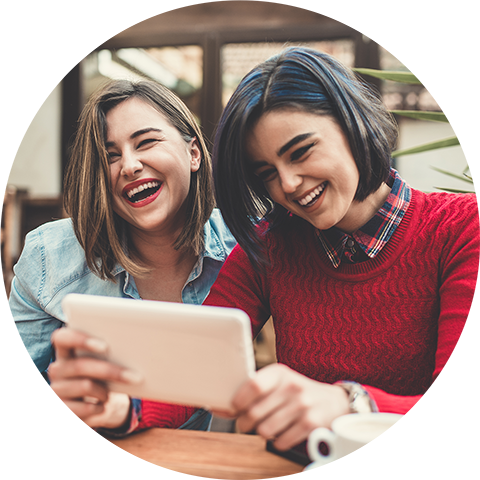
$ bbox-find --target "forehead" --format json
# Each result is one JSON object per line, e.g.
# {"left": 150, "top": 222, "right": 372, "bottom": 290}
{"left": 246, "top": 109, "right": 336, "bottom": 158}
{"left": 105, "top": 97, "right": 171, "bottom": 133}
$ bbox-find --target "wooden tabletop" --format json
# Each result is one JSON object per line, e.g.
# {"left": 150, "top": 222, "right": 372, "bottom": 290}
{"left": 108, "top": 428, "right": 304, "bottom": 479}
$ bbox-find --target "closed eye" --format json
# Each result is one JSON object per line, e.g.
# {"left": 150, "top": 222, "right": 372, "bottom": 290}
{"left": 137, "top": 138, "right": 159, "bottom": 149}
{"left": 291, "top": 142, "right": 315, "bottom": 161}
{"left": 107, "top": 151, "right": 120, "bottom": 162}
{"left": 255, "top": 168, "right": 277, "bottom": 183}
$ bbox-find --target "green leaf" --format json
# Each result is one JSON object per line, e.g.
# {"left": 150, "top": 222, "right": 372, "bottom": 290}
{"left": 430, "top": 166, "right": 474, "bottom": 183}
{"left": 353, "top": 68, "right": 422, "bottom": 84}
{"left": 390, "top": 110, "right": 480, "bottom": 123}
{"left": 392, "top": 135, "right": 480, "bottom": 157}
{"left": 434, "top": 187, "right": 475, "bottom": 193}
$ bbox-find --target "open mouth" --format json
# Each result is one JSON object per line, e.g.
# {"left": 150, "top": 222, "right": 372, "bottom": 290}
{"left": 124, "top": 181, "right": 162, "bottom": 204}
{"left": 296, "top": 181, "right": 327, "bottom": 207}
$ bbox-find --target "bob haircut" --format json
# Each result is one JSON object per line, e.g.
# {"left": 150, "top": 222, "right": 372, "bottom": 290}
{"left": 213, "top": 47, "right": 398, "bottom": 270}
{"left": 64, "top": 79, "right": 215, "bottom": 280}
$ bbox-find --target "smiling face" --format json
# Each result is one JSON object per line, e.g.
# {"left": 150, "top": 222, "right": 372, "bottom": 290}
{"left": 247, "top": 109, "right": 361, "bottom": 233}
{"left": 106, "top": 97, "right": 201, "bottom": 238}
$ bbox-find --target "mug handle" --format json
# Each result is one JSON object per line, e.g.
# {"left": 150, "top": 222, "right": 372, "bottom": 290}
{"left": 307, "top": 427, "right": 338, "bottom": 465}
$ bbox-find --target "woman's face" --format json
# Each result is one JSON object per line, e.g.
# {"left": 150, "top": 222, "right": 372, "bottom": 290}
{"left": 247, "top": 109, "right": 360, "bottom": 232}
{"left": 105, "top": 97, "right": 200, "bottom": 237}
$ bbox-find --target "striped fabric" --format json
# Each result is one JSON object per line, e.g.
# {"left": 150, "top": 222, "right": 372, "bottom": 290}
{"left": 317, "top": 168, "right": 411, "bottom": 268}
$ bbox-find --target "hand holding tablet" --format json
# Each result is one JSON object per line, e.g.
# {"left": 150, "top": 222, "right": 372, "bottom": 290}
{"left": 61, "top": 294, "right": 256, "bottom": 411}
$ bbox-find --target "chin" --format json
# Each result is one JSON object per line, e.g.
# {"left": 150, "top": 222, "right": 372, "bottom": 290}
{"left": 307, "top": 217, "right": 337, "bottom": 231}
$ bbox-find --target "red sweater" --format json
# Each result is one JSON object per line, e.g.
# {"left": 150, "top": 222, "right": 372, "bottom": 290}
{"left": 139, "top": 189, "right": 478, "bottom": 425}
{"left": 204, "top": 189, "right": 479, "bottom": 413}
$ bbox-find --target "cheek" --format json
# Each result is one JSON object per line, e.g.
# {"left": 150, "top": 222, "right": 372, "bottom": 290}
{"left": 109, "top": 165, "right": 119, "bottom": 188}
{"left": 266, "top": 182, "right": 287, "bottom": 206}
{"left": 110, "top": 192, "right": 122, "bottom": 215}
{"left": 108, "top": 167, "right": 123, "bottom": 209}
{"left": 336, "top": 160, "right": 360, "bottom": 196}
{"left": 348, "top": 169, "right": 361, "bottom": 198}
{"left": 263, "top": 181, "right": 277, "bottom": 199}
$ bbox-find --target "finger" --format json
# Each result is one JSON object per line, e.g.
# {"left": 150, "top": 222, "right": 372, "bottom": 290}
{"left": 271, "top": 415, "right": 319, "bottom": 451}
{"left": 210, "top": 408, "right": 237, "bottom": 419}
{"left": 235, "top": 394, "right": 285, "bottom": 434}
{"left": 51, "top": 328, "right": 108, "bottom": 360}
{"left": 254, "top": 399, "right": 304, "bottom": 442}
{"left": 232, "top": 364, "right": 285, "bottom": 412}
{"left": 266, "top": 398, "right": 329, "bottom": 451}
{"left": 87, "top": 392, "right": 132, "bottom": 430}
{"left": 48, "top": 356, "right": 143, "bottom": 385}
{"left": 236, "top": 376, "right": 300, "bottom": 434}
{"left": 51, "top": 378, "right": 110, "bottom": 404}
{"left": 63, "top": 399, "right": 105, "bottom": 421}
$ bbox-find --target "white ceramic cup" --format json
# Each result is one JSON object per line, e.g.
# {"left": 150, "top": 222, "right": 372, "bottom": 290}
{"left": 303, "top": 413, "right": 405, "bottom": 480}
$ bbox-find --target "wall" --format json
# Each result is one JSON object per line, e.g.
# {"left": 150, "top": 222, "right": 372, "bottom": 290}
{"left": 0, "top": 0, "right": 84, "bottom": 188}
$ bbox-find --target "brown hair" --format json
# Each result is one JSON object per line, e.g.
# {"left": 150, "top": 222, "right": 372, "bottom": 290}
{"left": 64, "top": 79, "right": 215, "bottom": 280}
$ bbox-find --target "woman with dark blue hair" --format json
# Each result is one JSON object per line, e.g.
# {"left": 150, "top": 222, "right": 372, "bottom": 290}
{"left": 205, "top": 47, "right": 479, "bottom": 451}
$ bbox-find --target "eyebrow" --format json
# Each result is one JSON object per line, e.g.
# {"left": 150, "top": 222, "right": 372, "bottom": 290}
{"left": 277, "top": 132, "right": 314, "bottom": 157}
{"left": 105, "top": 127, "right": 162, "bottom": 148}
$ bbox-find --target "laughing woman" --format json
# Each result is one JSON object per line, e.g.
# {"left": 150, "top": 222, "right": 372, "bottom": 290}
{"left": 10, "top": 80, "right": 235, "bottom": 433}
{"left": 205, "top": 47, "right": 479, "bottom": 451}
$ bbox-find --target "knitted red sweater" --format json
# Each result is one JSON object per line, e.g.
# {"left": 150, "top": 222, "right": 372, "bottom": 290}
{"left": 204, "top": 189, "right": 479, "bottom": 413}
{"left": 139, "top": 189, "right": 478, "bottom": 425}
{"left": 136, "top": 400, "right": 197, "bottom": 431}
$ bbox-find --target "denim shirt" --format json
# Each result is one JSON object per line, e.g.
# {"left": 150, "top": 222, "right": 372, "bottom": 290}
{"left": 10, "top": 208, "right": 236, "bottom": 383}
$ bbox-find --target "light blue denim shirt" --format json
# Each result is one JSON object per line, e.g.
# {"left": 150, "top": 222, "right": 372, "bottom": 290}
{"left": 10, "top": 208, "right": 236, "bottom": 377}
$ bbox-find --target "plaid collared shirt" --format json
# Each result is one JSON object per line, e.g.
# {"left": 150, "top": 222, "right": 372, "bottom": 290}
{"left": 316, "top": 168, "right": 411, "bottom": 268}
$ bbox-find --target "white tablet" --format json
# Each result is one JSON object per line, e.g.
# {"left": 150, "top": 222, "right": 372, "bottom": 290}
{"left": 61, "top": 293, "right": 256, "bottom": 411}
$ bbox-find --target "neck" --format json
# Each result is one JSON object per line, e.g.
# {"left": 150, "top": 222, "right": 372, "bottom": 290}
{"left": 128, "top": 227, "right": 193, "bottom": 271}
{"left": 128, "top": 227, "right": 199, "bottom": 302}
{"left": 336, "top": 182, "right": 391, "bottom": 234}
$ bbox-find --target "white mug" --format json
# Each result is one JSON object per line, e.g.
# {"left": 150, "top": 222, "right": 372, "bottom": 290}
{"left": 303, "top": 413, "right": 405, "bottom": 480}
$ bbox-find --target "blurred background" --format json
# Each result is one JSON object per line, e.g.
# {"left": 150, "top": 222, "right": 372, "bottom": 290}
{"left": 1, "top": 1, "right": 469, "bottom": 312}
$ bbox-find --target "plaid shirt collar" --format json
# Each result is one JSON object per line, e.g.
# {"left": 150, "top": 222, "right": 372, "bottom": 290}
{"left": 316, "top": 168, "right": 412, "bottom": 268}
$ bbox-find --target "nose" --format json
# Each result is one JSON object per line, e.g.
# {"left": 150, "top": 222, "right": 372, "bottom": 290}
{"left": 278, "top": 167, "right": 302, "bottom": 194}
{"left": 120, "top": 151, "right": 143, "bottom": 178}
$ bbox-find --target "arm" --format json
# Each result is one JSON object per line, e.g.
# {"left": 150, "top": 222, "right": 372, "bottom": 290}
{"left": 9, "top": 229, "right": 63, "bottom": 376}
{"left": 363, "top": 197, "right": 479, "bottom": 413}
{"left": 206, "top": 244, "right": 350, "bottom": 449}
{"left": 10, "top": 226, "right": 201, "bottom": 433}
{"left": 204, "top": 244, "right": 271, "bottom": 337}
{"left": 208, "top": 201, "right": 480, "bottom": 448}
{"left": 49, "top": 328, "right": 199, "bottom": 432}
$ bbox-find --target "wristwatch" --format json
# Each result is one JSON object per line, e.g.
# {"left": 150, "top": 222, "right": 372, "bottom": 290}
{"left": 335, "top": 381, "right": 378, "bottom": 414}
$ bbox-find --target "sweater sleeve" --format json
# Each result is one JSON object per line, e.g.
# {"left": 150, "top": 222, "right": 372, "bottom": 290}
{"left": 204, "top": 244, "right": 271, "bottom": 338}
{"left": 364, "top": 195, "right": 479, "bottom": 413}
{"left": 135, "top": 401, "right": 198, "bottom": 431}
{"left": 434, "top": 196, "right": 479, "bottom": 381}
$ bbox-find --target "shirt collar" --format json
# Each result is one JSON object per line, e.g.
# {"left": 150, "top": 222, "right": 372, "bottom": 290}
{"left": 317, "top": 168, "right": 411, "bottom": 268}
{"left": 202, "top": 218, "right": 231, "bottom": 263}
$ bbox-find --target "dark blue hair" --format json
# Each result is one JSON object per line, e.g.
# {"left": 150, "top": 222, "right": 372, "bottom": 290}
{"left": 213, "top": 47, "right": 397, "bottom": 271}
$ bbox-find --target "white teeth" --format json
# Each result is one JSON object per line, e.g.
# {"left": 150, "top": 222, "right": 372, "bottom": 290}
{"left": 126, "top": 181, "right": 160, "bottom": 199}
{"left": 297, "top": 182, "right": 326, "bottom": 206}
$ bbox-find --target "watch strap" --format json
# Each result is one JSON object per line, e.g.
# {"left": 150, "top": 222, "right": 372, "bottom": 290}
{"left": 334, "top": 380, "right": 378, "bottom": 414}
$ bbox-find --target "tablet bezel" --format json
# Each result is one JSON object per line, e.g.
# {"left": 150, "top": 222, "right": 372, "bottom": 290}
{"left": 61, "top": 293, "right": 256, "bottom": 411}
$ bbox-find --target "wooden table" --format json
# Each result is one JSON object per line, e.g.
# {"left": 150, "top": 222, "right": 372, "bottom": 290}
{"left": 108, "top": 428, "right": 304, "bottom": 479}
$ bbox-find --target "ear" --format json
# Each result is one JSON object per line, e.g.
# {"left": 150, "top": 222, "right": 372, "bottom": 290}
{"left": 189, "top": 137, "right": 201, "bottom": 173}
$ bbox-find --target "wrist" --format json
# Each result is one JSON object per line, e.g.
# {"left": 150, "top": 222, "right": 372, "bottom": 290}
{"left": 332, "top": 384, "right": 352, "bottom": 417}
{"left": 93, "top": 393, "right": 132, "bottom": 432}
{"left": 114, "top": 394, "right": 133, "bottom": 430}
{"left": 334, "top": 381, "right": 377, "bottom": 414}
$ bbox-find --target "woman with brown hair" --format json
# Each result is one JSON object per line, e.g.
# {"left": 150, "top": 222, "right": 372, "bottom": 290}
{"left": 10, "top": 79, "right": 235, "bottom": 433}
